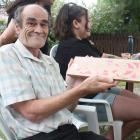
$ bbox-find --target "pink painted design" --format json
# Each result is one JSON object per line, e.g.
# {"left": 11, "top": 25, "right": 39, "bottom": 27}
{"left": 133, "top": 62, "right": 140, "bottom": 69}
{"left": 131, "top": 73, "right": 136, "bottom": 79}
{"left": 67, "top": 57, "right": 140, "bottom": 82}
{"left": 124, "top": 70, "right": 133, "bottom": 75}
{"left": 127, "top": 63, "right": 134, "bottom": 69}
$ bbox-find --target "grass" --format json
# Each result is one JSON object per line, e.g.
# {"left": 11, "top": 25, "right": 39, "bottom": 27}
{"left": 117, "top": 81, "right": 126, "bottom": 89}
{"left": 127, "top": 130, "right": 140, "bottom": 140}
{"left": 100, "top": 126, "right": 140, "bottom": 140}
{"left": 79, "top": 125, "right": 140, "bottom": 140}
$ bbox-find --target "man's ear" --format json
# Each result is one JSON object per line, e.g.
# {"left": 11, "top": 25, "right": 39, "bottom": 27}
{"left": 15, "top": 24, "right": 21, "bottom": 35}
{"left": 72, "top": 19, "right": 80, "bottom": 29}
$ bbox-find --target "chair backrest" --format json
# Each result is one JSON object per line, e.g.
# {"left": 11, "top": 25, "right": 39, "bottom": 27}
{"left": 50, "top": 44, "right": 58, "bottom": 58}
{"left": 0, "top": 112, "right": 17, "bottom": 140}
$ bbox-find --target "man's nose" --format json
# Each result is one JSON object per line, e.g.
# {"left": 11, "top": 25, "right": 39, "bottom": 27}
{"left": 34, "top": 24, "right": 43, "bottom": 33}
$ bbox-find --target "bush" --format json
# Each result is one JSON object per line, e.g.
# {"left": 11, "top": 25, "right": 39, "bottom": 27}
{"left": 0, "top": 20, "right": 6, "bottom": 34}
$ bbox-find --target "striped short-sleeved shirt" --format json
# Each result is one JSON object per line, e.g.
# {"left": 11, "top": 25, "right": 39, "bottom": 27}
{"left": 0, "top": 39, "right": 72, "bottom": 139}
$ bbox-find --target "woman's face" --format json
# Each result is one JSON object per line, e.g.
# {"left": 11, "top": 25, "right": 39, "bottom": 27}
{"left": 74, "top": 15, "right": 91, "bottom": 39}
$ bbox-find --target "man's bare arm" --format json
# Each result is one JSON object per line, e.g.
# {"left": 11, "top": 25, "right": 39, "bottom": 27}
{"left": 11, "top": 76, "right": 116, "bottom": 122}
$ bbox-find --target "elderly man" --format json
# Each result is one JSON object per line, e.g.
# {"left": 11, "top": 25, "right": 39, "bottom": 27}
{"left": 0, "top": 4, "right": 115, "bottom": 140}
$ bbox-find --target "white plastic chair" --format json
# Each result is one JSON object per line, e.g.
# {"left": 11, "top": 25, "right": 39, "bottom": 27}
{"left": 79, "top": 98, "right": 123, "bottom": 140}
{"left": 0, "top": 105, "right": 98, "bottom": 140}
{"left": 0, "top": 111, "right": 17, "bottom": 140}
{"left": 50, "top": 44, "right": 123, "bottom": 140}
{"left": 49, "top": 44, "right": 58, "bottom": 58}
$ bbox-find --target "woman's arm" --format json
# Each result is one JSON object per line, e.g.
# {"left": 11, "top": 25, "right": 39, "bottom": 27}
{"left": 0, "top": 19, "right": 17, "bottom": 46}
{"left": 102, "top": 53, "right": 121, "bottom": 58}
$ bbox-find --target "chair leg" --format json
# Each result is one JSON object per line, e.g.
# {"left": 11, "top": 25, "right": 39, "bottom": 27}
{"left": 113, "top": 121, "right": 123, "bottom": 140}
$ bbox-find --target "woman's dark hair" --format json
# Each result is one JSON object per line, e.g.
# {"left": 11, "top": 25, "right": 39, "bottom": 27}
{"left": 6, "top": 0, "right": 37, "bottom": 15}
{"left": 54, "top": 3, "right": 88, "bottom": 41}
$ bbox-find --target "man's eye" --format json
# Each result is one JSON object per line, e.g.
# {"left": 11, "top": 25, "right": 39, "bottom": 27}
{"left": 27, "top": 22, "right": 35, "bottom": 26}
{"left": 41, "top": 23, "right": 48, "bottom": 27}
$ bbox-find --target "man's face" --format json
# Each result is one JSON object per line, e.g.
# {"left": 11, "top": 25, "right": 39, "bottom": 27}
{"left": 17, "top": 6, "right": 49, "bottom": 49}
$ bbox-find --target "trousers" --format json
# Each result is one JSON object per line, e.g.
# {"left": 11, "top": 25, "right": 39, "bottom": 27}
{"left": 22, "top": 124, "right": 108, "bottom": 140}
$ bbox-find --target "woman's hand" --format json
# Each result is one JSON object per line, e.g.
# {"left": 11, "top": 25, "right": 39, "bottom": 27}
{"left": 121, "top": 53, "right": 131, "bottom": 59}
{"left": 102, "top": 53, "right": 121, "bottom": 59}
{"left": 131, "top": 53, "right": 140, "bottom": 60}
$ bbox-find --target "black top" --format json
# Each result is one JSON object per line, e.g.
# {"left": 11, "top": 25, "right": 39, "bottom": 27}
{"left": 7, "top": 4, "right": 51, "bottom": 55}
{"left": 55, "top": 37, "right": 102, "bottom": 79}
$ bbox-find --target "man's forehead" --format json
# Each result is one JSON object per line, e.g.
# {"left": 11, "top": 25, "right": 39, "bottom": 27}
{"left": 22, "top": 10, "right": 48, "bottom": 22}
{"left": 22, "top": 5, "right": 48, "bottom": 18}
{"left": 25, "top": 16, "right": 48, "bottom": 22}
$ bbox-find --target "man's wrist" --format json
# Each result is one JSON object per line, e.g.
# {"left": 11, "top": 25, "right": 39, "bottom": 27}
{"left": 75, "top": 84, "right": 88, "bottom": 98}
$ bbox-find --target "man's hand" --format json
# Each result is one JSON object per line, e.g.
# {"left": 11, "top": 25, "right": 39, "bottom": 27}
{"left": 77, "top": 75, "right": 117, "bottom": 95}
{"left": 67, "top": 73, "right": 117, "bottom": 97}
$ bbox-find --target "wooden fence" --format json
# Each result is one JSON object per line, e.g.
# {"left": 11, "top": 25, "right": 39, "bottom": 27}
{"left": 91, "top": 33, "right": 140, "bottom": 56}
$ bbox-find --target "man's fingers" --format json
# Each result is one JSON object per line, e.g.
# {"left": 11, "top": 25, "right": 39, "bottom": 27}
{"left": 94, "top": 75, "right": 114, "bottom": 84}
{"left": 95, "top": 82, "right": 116, "bottom": 93}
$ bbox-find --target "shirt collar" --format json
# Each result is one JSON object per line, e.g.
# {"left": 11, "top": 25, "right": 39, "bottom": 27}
{"left": 14, "top": 39, "right": 44, "bottom": 63}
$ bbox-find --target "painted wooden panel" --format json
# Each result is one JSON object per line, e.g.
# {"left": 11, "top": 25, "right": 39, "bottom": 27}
{"left": 67, "top": 56, "right": 140, "bottom": 82}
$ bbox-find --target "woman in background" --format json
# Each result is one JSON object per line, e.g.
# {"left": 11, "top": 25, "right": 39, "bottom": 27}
{"left": 54, "top": 3, "right": 140, "bottom": 140}
{"left": 0, "top": 0, "right": 54, "bottom": 54}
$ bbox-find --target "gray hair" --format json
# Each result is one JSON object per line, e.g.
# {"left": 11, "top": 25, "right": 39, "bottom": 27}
{"left": 14, "top": 5, "right": 25, "bottom": 27}
{"left": 14, "top": 4, "right": 50, "bottom": 27}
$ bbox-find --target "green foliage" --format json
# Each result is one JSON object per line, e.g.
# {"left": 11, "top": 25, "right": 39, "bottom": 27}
{"left": 48, "top": 0, "right": 64, "bottom": 50}
{"left": 51, "top": 0, "right": 64, "bottom": 20}
{"left": 90, "top": 0, "right": 140, "bottom": 34}
{"left": 0, "top": 19, "right": 6, "bottom": 34}
{"left": 48, "top": 30, "right": 58, "bottom": 50}
{"left": 0, "top": 0, "right": 11, "bottom": 6}
{"left": 91, "top": 1, "right": 122, "bottom": 33}
{"left": 124, "top": 0, "right": 140, "bottom": 33}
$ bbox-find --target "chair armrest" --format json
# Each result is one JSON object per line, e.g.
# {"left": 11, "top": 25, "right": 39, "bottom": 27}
{"left": 79, "top": 98, "right": 113, "bottom": 122}
{"left": 74, "top": 105, "right": 100, "bottom": 134}
{"left": 79, "top": 98, "right": 109, "bottom": 105}
{"left": 0, "top": 112, "right": 17, "bottom": 140}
